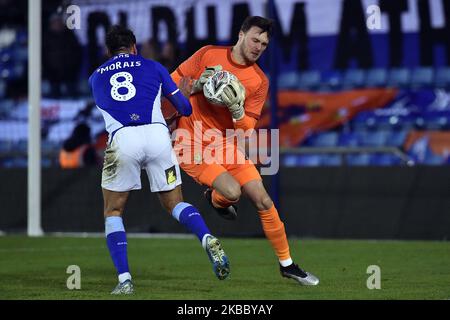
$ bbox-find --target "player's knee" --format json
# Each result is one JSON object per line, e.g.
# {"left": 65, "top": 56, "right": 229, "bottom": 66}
{"left": 255, "top": 195, "right": 273, "bottom": 211}
{"left": 220, "top": 184, "right": 241, "bottom": 202}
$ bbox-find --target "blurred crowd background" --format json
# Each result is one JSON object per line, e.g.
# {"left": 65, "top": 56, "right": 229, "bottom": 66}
{"left": 1, "top": 0, "right": 450, "bottom": 168}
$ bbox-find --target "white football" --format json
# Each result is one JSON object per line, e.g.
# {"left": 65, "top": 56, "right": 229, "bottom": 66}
{"left": 203, "top": 70, "right": 238, "bottom": 106}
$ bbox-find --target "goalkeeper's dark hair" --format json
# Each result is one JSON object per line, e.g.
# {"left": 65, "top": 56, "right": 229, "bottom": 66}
{"left": 240, "top": 16, "right": 274, "bottom": 37}
{"left": 106, "top": 25, "right": 137, "bottom": 55}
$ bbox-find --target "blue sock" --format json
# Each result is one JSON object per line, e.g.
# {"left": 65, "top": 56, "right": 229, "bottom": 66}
{"left": 105, "top": 216, "right": 131, "bottom": 282}
{"left": 172, "top": 202, "right": 211, "bottom": 244}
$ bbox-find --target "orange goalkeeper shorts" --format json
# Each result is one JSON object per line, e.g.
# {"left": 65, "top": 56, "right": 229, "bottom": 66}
{"left": 174, "top": 139, "right": 262, "bottom": 187}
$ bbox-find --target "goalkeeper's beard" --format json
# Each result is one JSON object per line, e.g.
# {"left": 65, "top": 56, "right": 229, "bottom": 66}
{"left": 235, "top": 45, "right": 256, "bottom": 65}
{"left": 244, "top": 47, "right": 260, "bottom": 64}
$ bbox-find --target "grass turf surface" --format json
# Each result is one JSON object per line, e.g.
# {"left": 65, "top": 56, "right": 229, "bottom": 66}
{"left": 0, "top": 236, "right": 449, "bottom": 300}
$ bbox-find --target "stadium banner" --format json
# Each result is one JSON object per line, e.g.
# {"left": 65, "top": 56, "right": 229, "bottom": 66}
{"left": 71, "top": 0, "right": 450, "bottom": 71}
{"left": 0, "top": 89, "right": 397, "bottom": 146}
{"left": 404, "top": 130, "right": 450, "bottom": 156}
{"left": 7, "top": 88, "right": 450, "bottom": 149}
{"left": 257, "top": 88, "right": 398, "bottom": 146}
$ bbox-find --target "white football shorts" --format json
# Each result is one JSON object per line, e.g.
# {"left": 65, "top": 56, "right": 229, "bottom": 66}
{"left": 101, "top": 123, "right": 182, "bottom": 192}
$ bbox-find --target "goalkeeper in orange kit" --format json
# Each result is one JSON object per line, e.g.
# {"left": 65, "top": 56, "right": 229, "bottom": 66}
{"left": 170, "top": 16, "right": 319, "bottom": 285}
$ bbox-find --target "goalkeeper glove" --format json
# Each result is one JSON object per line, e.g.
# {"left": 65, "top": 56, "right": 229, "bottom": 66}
{"left": 220, "top": 80, "right": 246, "bottom": 120}
{"left": 191, "top": 65, "right": 222, "bottom": 94}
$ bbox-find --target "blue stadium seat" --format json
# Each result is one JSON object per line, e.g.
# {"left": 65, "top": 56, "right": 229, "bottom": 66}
{"left": 367, "top": 130, "right": 390, "bottom": 147}
{"left": 364, "top": 116, "right": 378, "bottom": 129}
{"left": 41, "top": 140, "right": 61, "bottom": 153}
{"left": 434, "top": 68, "right": 450, "bottom": 89}
{"left": 3, "top": 157, "right": 27, "bottom": 168}
{"left": 283, "top": 154, "right": 299, "bottom": 167}
{"left": 283, "top": 154, "right": 321, "bottom": 167}
{"left": 296, "top": 154, "right": 322, "bottom": 166}
{"left": 1, "top": 66, "right": 12, "bottom": 79}
{"left": 0, "top": 79, "right": 5, "bottom": 99}
{"left": 386, "top": 68, "right": 411, "bottom": 88}
{"left": 320, "top": 154, "right": 342, "bottom": 166}
{"left": 308, "top": 131, "right": 339, "bottom": 147}
{"left": 423, "top": 113, "right": 449, "bottom": 130}
{"left": 0, "top": 140, "right": 12, "bottom": 152}
{"left": 342, "top": 69, "right": 366, "bottom": 89}
{"left": 371, "top": 115, "right": 407, "bottom": 130}
{"left": 278, "top": 72, "right": 300, "bottom": 89}
{"left": 41, "top": 158, "right": 52, "bottom": 168}
{"left": 0, "top": 99, "right": 15, "bottom": 119}
{"left": 410, "top": 67, "right": 434, "bottom": 89}
{"left": 365, "top": 68, "right": 387, "bottom": 87}
{"left": 14, "top": 46, "right": 27, "bottom": 63}
{"left": 385, "top": 129, "right": 408, "bottom": 147}
{"left": 369, "top": 154, "right": 402, "bottom": 166}
{"left": 297, "top": 70, "right": 320, "bottom": 90}
{"left": 414, "top": 116, "right": 426, "bottom": 129}
{"left": 423, "top": 152, "right": 445, "bottom": 165}
{"left": 0, "top": 51, "right": 11, "bottom": 65}
{"left": 346, "top": 154, "right": 370, "bottom": 166}
{"left": 355, "top": 129, "right": 389, "bottom": 147}
{"left": 318, "top": 70, "right": 342, "bottom": 91}
{"left": 351, "top": 110, "right": 374, "bottom": 130}
{"left": 14, "top": 61, "right": 25, "bottom": 76}
{"left": 15, "top": 140, "right": 27, "bottom": 153}
{"left": 338, "top": 131, "right": 358, "bottom": 147}
{"left": 395, "top": 115, "right": 416, "bottom": 130}
{"left": 16, "top": 29, "right": 27, "bottom": 44}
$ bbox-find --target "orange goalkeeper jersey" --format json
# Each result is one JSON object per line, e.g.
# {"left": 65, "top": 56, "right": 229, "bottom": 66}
{"left": 171, "top": 45, "right": 269, "bottom": 137}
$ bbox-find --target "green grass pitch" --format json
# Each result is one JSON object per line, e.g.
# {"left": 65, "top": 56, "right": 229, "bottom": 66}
{"left": 0, "top": 236, "right": 449, "bottom": 300}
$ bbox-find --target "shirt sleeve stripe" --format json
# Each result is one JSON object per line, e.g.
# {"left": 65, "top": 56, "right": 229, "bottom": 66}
{"left": 170, "top": 88, "right": 180, "bottom": 96}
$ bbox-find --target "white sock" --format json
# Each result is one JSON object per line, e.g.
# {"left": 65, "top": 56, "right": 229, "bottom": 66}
{"left": 279, "top": 258, "right": 293, "bottom": 267}
{"left": 201, "top": 233, "right": 212, "bottom": 249}
{"left": 118, "top": 272, "right": 132, "bottom": 283}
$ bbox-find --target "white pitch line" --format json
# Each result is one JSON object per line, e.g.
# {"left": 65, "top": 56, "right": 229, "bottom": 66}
{"left": 47, "top": 232, "right": 196, "bottom": 239}
{"left": 0, "top": 232, "right": 195, "bottom": 239}
{"left": 0, "top": 246, "right": 104, "bottom": 253}
{"left": 0, "top": 232, "right": 196, "bottom": 252}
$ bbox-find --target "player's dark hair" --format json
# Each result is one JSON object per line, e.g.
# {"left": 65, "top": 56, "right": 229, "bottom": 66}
{"left": 106, "top": 25, "right": 137, "bottom": 55}
{"left": 240, "top": 16, "right": 273, "bottom": 37}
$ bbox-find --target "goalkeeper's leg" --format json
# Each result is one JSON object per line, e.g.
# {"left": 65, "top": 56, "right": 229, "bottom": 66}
{"left": 242, "top": 179, "right": 319, "bottom": 286}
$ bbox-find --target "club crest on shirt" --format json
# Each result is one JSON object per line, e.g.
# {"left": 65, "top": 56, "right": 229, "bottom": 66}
{"left": 165, "top": 166, "right": 177, "bottom": 184}
{"left": 130, "top": 113, "right": 140, "bottom": 121}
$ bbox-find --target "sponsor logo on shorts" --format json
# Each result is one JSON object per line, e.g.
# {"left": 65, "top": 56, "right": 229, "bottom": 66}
{"left": 165, "top": 166, "right": 177, "bottom": 184}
